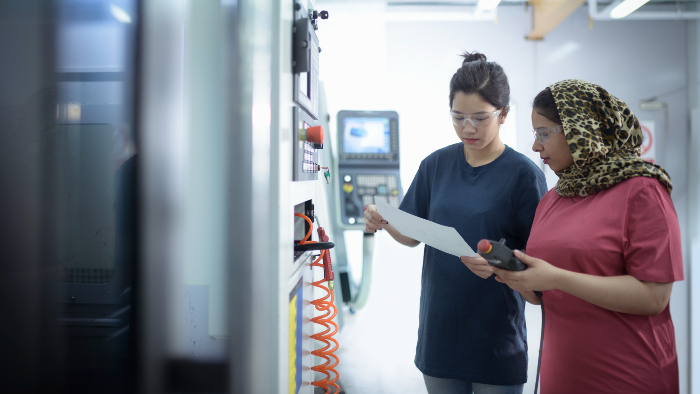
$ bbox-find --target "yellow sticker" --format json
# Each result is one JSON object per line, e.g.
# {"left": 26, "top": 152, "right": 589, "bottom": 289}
{"left": 289, "top": 295, "right": 297, "bottom": 394}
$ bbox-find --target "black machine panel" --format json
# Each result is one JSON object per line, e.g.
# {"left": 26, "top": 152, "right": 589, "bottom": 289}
{"left": 339, "top": 169, "right": 401, "bottom": 226}
{"left": 336, "top": 111, "right": 402, "bottom": 228}
{"left": 293, "top": 1, "right": 320, "bottom": 119}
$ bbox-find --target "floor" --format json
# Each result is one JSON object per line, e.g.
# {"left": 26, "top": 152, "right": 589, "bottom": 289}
{"left": 332, "top": 231, "right": 543, "bottom": 394}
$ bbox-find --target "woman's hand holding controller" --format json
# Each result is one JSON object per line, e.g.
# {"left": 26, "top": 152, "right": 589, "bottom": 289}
{"left": 460, "top": 255, "right": 495, "bottom": 279}
{"left": 493, "top": 250, "right": 561, "bottom": 292}
{"left": 461, "top": 239, "right": 497, "bottom": 279}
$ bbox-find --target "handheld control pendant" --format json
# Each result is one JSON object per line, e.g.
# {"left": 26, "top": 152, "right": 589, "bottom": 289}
{"left": 477, "top": 238, "right": 527, "bottom": 271}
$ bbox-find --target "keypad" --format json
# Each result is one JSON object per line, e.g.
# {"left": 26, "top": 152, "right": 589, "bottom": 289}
{"left": 356, "top": 174, "right": 400, "bottom": 208}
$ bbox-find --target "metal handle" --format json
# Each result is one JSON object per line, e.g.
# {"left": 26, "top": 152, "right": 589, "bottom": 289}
{"left": 348, "top": 232, "right": 374, "bottom": 310}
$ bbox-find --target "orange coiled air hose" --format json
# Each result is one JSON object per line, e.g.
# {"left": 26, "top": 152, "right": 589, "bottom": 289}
{"left": 294, "top": 213, "right": 340, "bottom": 394}
{"left": 310, "top": 272, "right": 339, "bottom": 393}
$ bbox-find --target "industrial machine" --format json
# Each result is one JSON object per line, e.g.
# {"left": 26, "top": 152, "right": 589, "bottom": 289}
{"left": 0, "top": 1, "right": 340, "bottom": 393}
{"left": 290, "top": 2, "right": 339, "bottom": 393}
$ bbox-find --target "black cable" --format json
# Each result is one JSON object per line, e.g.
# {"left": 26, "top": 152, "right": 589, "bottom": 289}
{"left": 533, "top": 291, "right": 544, "bottom": 394}
{"left": 293, "top": 242, "right": 334, "bottom": 252}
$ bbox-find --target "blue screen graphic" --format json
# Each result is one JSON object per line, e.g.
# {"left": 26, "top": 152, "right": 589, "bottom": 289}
{"left": 343, "top": 117, "right": 391, "bottom": 153}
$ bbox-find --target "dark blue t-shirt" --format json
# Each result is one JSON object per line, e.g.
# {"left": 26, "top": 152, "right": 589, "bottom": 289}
{"left": 400, "top": 143, "right": 547, "bottom": 385}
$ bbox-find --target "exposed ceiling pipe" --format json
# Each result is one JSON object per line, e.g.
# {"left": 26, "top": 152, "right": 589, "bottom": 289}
{"left": 588, "top": 0, "right": 700, "bottom": 20}
{"left": 328, "top": 4, "right": 497, "bottom": 22}
{"left": 381, "top": 8, "right": 496, "bottom": 21}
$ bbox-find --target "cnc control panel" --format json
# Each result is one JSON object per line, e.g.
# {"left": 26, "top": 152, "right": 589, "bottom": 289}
{"left": 336, "top": 110, "right": 402, "bottom": 228}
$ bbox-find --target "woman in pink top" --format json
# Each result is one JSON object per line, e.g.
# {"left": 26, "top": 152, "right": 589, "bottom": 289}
{"left": 493, "top": 80, "right": 683, "bottom": 393}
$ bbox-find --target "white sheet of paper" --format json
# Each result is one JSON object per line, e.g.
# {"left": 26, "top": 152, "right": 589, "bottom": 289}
{"left": 375, "top": 199, "right": 476, "bottom": 257}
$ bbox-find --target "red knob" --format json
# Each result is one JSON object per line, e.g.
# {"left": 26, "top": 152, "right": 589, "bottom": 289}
{"left": 305, "top": 125, "right": 324, "bottom": 144}
{"left": 477, "top": 239, "right": 492, "bottom": 254}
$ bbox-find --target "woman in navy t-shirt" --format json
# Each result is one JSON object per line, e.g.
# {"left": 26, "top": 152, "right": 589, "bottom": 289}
{"left": 364, "top": 52, "right": 547, "bottom": 394}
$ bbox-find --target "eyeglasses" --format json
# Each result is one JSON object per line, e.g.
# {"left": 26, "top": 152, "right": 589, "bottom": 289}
{"left": 531, "top": 125, "right": 563, "bottom": 144}
{"left": 450, "top": 108, "right": 503, "bottom": 129}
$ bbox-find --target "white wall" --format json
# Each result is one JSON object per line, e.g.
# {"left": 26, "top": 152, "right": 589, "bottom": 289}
{"left": 317, "top": 2, "right": 691, "bottom": 393}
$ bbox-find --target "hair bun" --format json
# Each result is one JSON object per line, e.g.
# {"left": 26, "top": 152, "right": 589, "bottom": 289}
{"left": 462, "top": 52, "right": 487, "bottom": 64}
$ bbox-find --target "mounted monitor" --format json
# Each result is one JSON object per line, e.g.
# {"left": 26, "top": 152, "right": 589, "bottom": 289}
{"left": 337, "top": 110, "right": 399, "bottom": 166}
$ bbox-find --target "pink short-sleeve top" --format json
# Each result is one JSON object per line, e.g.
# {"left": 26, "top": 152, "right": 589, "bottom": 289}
{"left": 527, "top": 176, "right": 683, "bottom": 394}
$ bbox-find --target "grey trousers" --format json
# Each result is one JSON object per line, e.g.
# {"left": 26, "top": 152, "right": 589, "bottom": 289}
{"left": 423, "top": 374, "right": 524, "bottom": 394}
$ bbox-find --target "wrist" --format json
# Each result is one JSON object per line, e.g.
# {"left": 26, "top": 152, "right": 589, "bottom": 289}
{"left": 550, "top": 266, "right": 568, "bottom": 291}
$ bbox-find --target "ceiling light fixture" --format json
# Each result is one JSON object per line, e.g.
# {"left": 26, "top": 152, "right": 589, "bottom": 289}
{"left": 610, "top": 0, "right": 651, "bottom": 19}
{"left": 477, "top": 0, "right": 501, "bottom": 10}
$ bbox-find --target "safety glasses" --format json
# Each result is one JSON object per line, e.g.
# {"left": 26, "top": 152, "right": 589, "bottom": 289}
{"left": 450, "top": 108, "right": 503, "bottom": 129}
{"left": 531, "top": 125, "right": 563, "bottom": 144}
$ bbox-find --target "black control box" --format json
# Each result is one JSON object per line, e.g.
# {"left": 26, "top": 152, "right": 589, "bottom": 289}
{"left": 477, "top": 238, "right": 527, "bottom": 271}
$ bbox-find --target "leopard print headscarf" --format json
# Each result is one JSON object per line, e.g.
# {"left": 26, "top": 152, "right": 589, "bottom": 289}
{"left": 549, "top": 79, "right": 672, "bottom": 197}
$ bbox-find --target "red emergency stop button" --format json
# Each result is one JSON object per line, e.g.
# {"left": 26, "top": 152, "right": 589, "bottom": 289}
{"left": 299, "top": 125, "right": 324, "bottom": 144}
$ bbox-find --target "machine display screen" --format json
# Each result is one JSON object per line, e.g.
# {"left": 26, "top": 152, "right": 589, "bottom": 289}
{"left": 342, "top": 117, "right": 391, "bottom": 153}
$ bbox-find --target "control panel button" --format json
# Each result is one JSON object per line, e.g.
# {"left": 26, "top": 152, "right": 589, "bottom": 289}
{"left": 299, "top": 125, "right": 324, "bottom": 144}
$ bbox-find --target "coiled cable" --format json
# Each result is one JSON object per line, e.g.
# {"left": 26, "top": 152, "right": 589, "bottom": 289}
{"left": 294, "top": 213, "right": 339, "bottom": 394}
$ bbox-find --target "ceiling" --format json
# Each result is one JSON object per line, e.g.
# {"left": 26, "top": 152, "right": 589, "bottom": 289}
{"left": 316, "top": 0, "right": 700, "bottom": 39}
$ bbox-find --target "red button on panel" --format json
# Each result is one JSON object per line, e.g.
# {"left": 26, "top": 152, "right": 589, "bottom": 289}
{"left": 302, "top": 125, "right": 324, "bottom": 144}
